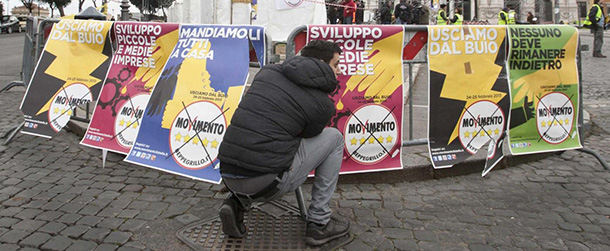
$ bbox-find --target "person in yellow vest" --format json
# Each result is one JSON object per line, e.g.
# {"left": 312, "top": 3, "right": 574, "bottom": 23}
{"left": 498, "top": 7, "right": 509, "bottom": 25}
{"left": 584, "top": 0, "right": 606, "bottom": 57}
{"left": 437, "top": 4, "right": 448, "bottom": 25}
{"left": 507, "top": 6, "right": 516, "bottom": 25}
{"left": 450, "top": 8, "right": 463, "bottom": 25}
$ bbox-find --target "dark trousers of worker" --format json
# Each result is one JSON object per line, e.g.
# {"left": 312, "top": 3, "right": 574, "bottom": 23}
{"left": 593, "top": 27, "right": 604, "bottom": 55}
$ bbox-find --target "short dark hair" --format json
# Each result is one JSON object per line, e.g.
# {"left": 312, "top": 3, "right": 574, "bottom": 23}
{"left": 300, "top": 40, "right": 342, "bottom": 63}
{"left": 440, "top": 4, "right": 446, "bottom": 8}
{"left": 593, "top": 0, "right": 599, "bottom": 4}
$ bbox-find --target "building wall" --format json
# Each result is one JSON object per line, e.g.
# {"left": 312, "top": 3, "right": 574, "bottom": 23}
{"left": 12, "top": 4, "right": 50, "bottom": 17}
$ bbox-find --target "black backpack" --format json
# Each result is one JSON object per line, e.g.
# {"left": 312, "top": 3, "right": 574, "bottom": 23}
{"left": 411, "top": 7, "right": 422, "bottom": 24}
{"left": 397, "top": 3, "right": 411, "bottom": 23}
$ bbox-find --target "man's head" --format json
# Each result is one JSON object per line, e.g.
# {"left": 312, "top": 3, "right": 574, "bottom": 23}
{"left": 593, "top": 0, "right": 600, "bottom": 4}
{"left": 440, "top": 4, "right": 446, "bottom": 9}
{"left": 300, "top": 40, "right": 342, "bottom": 76}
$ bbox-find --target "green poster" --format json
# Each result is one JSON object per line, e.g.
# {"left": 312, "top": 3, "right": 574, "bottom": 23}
{"left": 507, "top": 25, "right": 582, "bottom": 155}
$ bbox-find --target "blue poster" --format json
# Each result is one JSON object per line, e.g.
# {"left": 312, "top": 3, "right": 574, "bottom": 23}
{"left": 239, "top": 25, "right": 266, "bottom": 66}
{"left": 125, "top": 24, "right": 250, "bottom": 184}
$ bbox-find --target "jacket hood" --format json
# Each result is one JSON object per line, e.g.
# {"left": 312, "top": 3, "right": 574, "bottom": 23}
{"left": 282, "top": 56, "right": 339, "bottom": 93}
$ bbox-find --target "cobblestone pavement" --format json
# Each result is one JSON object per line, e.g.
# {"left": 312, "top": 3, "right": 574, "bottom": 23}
{"left": 0, "top": 33, "right": 608, "bottom": 250}
{"left": 580, "top": 34, "right": 610, "bottom": 134}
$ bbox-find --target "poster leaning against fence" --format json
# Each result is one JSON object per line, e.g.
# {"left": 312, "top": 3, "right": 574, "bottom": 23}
{"left": 124, "top": 25, "right": 251, "bottom": 184}
{"left": 20, "top": 19, "right": 113, "bottom": 138}
{"left": 507, "top": 25, "right": 582, "bottom": 155}
{"left": 427, "top": 25, "right": 510, "bottom": 170}
{"left": 307, "top": 25, "right": 405, "bottom": 174}
{"left": 81, "top": 22, "right": 180, "bottom": 154}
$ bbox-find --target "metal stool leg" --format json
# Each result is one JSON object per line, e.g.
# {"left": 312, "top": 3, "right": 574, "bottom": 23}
{"left": 295, "top": 186, "right": 308, "bottom": 221}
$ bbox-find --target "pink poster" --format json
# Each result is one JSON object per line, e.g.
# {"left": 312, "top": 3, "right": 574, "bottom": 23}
{"left": 307, "top": 25, "right": 404, "bottom": 174}
{"left": 81, "top": 22, "right": 180, "bottom": 154}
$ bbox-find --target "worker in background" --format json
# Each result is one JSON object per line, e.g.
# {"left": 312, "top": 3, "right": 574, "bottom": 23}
{"left": 498, "top": 7, "right": 509, "bottom": 25}
{"left": 450, "top": 8, "right": 463, "bottom": 25}
{"left": 436, "top": 4, "right": 448, "bottom": 25}
{"left": 507, "top": 5, "right": 516, "bottom": 25}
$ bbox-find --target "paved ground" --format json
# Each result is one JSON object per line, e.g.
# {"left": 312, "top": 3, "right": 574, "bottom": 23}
{"left": 0, "top": 31, "right": 608, "bottom": 250}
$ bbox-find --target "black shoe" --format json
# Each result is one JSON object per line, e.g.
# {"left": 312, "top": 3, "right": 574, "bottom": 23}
{"left": 306, "top": 215, "right": 350, "bottom": 246}
{"left": 219, "top": 195, "right": 247, "bottom": 238}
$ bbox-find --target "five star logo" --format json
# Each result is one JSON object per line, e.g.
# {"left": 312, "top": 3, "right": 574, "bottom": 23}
{"left": 168, "top": 101, "right": 227, "bottom": 170}
{"left": 344, "top": 104, "right": 399, "bottom": 164}
{"left": 457, "top": 100, "right": 505, "bottom": 155}
{"left": 535, "top": 92, "right": 575, "bottom": 144}
{"left": 113, "top": 94, "right": 150, "bottom": 148}
{"left": 48, "top": 83, "right": 93, "bottom": 133}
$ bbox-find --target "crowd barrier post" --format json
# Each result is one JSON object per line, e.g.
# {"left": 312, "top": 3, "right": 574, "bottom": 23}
{"left": 1, "top": 17, "right": 49, "bottom": 145}
{"left": 0, "top": 17, "right": 38, "bottom": 93}
{"left": 285, "top": 24, "right": 608, "bottom": 172}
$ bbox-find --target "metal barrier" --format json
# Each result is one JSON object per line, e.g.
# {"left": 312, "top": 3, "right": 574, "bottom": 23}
{"left": 0, "top": 17, "right": 38, "bottom": 93}
{"left": 285, "top": 25, "right": 608, "bottom": 171}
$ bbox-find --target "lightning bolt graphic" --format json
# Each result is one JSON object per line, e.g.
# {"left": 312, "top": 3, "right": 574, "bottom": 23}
{"left": 511, "top": 32, "right": 578, "bottom": 106}
{"left": 336, "top": 31, "right": 404, "bottom": 110}
{"left": 36, "top": 20, "right": 112, "bottom": 116}
{"left": 121, "top": 28, "right": 180, "bottom": 95}
{"left": 429, "top": 26, "right": 507, "bottom": 145}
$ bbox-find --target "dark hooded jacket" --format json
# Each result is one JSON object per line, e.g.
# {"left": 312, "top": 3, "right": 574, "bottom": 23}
{"left": 219, "top": 56, "right": 338, "bottom": 177}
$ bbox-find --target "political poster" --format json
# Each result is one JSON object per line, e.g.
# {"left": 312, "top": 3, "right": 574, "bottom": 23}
{"left": 307, "top": 25, "right": 404, "bottom": 174}
{"left": 124, "top": 25, "right": 251, "bottom": 184}
{"left": 237, "top": 25, "right": 266, "bottom": 66}
{"left": 81, "top": 22, "right": 179, "bottom": 154}
{"left": 427, "top": 26, "right": 510, "bottom": 169}
{"left": 20, "top": 20, "right": 113, "bottom": 138}
{"left": 507, "top": 25, "right": 582, "bottom": 154}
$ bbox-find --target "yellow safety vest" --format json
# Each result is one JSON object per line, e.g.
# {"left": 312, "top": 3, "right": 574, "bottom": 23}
{"left": 584, "top": 4, "right": 602, "bottom": 27}
{"left": 437, "top": 9, "right": 447, "bottom": 25}
{"left": 452, "top": 13, "right": 463, "bottom": 25}
{"left": 508, "top": 10, "right": 516, "bottom": 25}
{"left": 498, "top": 11, "right": 508, "bottom": 25}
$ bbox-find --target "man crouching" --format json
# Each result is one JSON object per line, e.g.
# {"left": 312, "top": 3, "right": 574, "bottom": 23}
{"left": 217, "top": 40, "right": 349, "bottom": 246}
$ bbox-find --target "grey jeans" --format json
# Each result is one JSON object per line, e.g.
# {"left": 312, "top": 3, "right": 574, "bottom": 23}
{"left": 246, "top": 128, "right": 344, "bottom": 225}
{"left": 593, "top": 27, "right": 604, "bottom": 55}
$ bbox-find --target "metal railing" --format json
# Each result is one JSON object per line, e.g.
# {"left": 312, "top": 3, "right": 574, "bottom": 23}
{"left": 285, "top": 24, "right": 608, "bottom": 172}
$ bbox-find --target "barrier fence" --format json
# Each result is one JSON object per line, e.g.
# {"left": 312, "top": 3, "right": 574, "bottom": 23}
{"left": 286, "top": 24, "right": 608, "bottom": 171}
{"left": 4, "top": 21, "right": 609, "bottom": 173}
